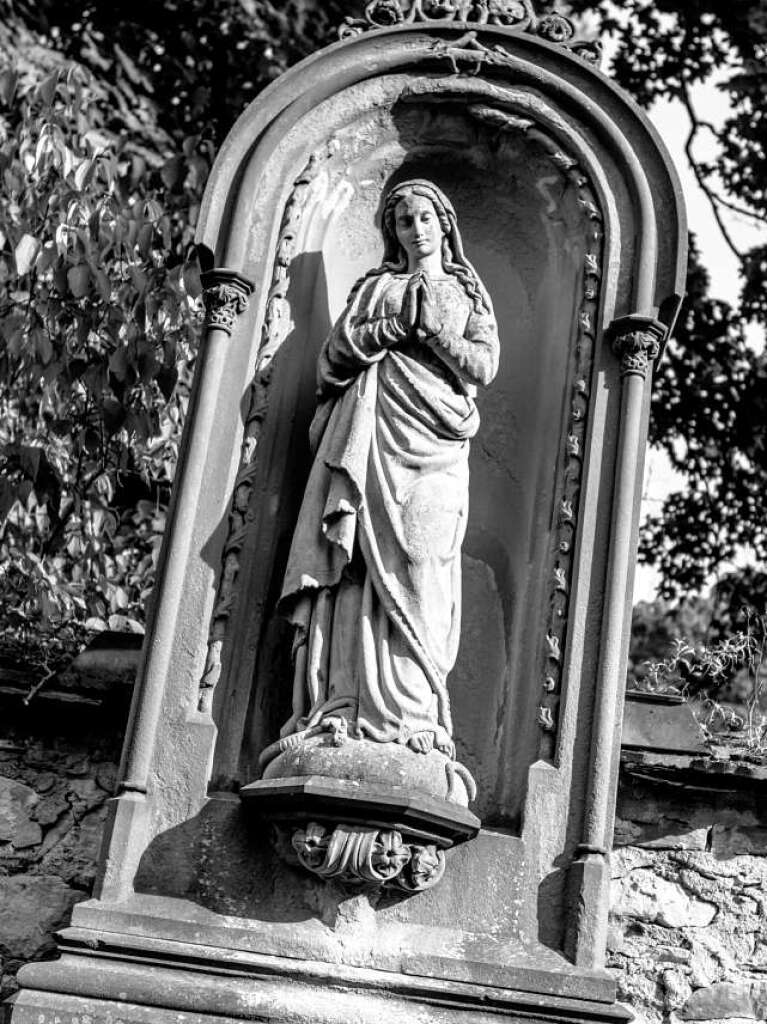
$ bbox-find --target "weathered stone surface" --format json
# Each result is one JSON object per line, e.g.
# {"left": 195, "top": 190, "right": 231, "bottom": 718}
{"left": 611, "top": 870, "right": 717, "bottom": 928}
{"left": 622, "top": 695, "right": 707, "bottom": 754}
{"left": 34, "top": 792, "right": 70, "bottom": 827}
{"left": 637, "top": 827, "right": 709, "bottom": 851}
{"left": 0, "top": 778, "right": 38, "bottom": 844}
{"left": 0, "top": 703, "right": 123, "bottom": 1000}
{"left": 0, "top": 876, "right": 81, "bottom": 959}
{"left": 711, "top": 823, "right": 767, "bottom": 858}
{"left": 609, "top": 775, "right": 767, "bottom": 1024}
{"left": 611, "top": 846, "right": 657, "bottom": 878}
{"left": 10, "top": 819, "right": 43, "bottom": 849}
{"left": 661, "top": 967, "right": 692, "bottom": 1011}
{"left": 680, "top": 981, "right": 767, "bottom": 1020}
{"left": 261, "top": 736, "right": 473, "bottom": 807}
{"left": 40, "top": 805, "right": 109, "bottom": 889}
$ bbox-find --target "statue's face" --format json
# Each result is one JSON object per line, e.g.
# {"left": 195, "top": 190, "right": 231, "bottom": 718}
{"left": 393, "top": 194, "right": 443, "bottom": 262}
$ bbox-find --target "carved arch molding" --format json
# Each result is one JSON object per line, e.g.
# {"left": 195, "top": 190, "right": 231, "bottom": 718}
{"left": 199, "top": 70, "right": 609, "bottom": 783}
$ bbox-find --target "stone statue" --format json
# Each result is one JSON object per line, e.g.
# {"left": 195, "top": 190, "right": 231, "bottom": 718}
{"left": 261, "top": 179, "right": 499, "bottom": 784}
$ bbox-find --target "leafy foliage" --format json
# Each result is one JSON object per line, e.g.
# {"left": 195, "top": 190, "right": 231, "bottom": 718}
{"left": 570, "top": 0, "right": 767, "bottom": 601}
{"left": 11, "top": 0, "right": 351, "bottom": 146}
{"left": 0, "top": 19, "right": 204, "bottom": 654}
{"left": 0, "top": 1, "right": 352, "bottom": 669}
{"left": 3, "top": 0, "right": 767, "bottom": 675}
{"left": 640, "top": 240, "right": 767, "bottom": 595}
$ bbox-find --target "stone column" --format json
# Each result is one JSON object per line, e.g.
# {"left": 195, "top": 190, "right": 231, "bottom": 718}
{"left": 98, "top": 269, "right": 253, "bottom": 901}
{"left": 567, "top": 314, "right": 666, "bottom": 967}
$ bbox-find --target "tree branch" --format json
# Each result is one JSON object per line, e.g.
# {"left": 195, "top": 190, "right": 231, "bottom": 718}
{"left": 710, "top": 191, "right": 767, "bottom": 226}
{"left": 680, "top": 82, "right": 744, "bottom": 263}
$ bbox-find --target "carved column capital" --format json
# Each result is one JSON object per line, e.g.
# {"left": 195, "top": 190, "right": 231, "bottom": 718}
{"left": 201, "top": 268, "right": 254, "bottom": 336}
{"left": 608, "top": 315, "right": 667, "bottom": 379}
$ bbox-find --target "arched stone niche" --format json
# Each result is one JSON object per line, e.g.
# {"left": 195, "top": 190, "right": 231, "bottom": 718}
{"left": 214, "top": 79, "right": 609, "bottom": 830}
{"left": 7, "top": 24, "right": 686, "bottom": 1024}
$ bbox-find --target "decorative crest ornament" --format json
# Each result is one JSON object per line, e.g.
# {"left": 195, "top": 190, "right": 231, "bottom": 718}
{"left": 608, "top": 314, "right": 667, "bottom": 379}
{"left": 340, "top": 0, "right": 602, "bottom": 64}
{"left": 201, "top": 269, "right": 253, "bottom": 336}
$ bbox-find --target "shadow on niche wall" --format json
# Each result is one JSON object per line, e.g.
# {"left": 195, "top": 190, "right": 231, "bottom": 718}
{"left": 208, "top": 249, "right": 333, "bottom": 785}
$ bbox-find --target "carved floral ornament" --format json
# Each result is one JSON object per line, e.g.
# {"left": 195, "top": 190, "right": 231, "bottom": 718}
{"left": 201, "top": 269, "right": 253, "bottom": 337}
{"left": 340, "top": 0, "right": 602, "bottom": 64}
{"left": 289, "top": 821, "right": 446, "bottom": 891}
{"left": 608, "top": 315, "right": 668, "bottom": 379}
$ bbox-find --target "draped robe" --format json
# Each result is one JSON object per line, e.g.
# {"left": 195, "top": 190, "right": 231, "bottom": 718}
{"left": 279, "top": 271, "right": 499, "bottom": 749}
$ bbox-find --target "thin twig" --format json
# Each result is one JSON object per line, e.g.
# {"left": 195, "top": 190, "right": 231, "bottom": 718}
{"left": 710, "top": 192, "right": 767, "bottom": 225}
{"left": 680, "top": 82, "right": 744, "bottom": 262}
{"left": 23, "top": 666, "right": 56, "bottom": 705}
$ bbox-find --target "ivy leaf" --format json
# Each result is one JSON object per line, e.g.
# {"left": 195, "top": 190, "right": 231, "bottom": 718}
{"left": 15, "top": 233, "right": 40, "bottom": 275}
{"left": 182, "top": 258, "right": 202, "bottom": 298}
{"left": 101, "top": 398, "right": 125, "bottom": 436}
{"left": 67, "top": 263, "right": 91, "bottom": 297}
{"left": 32, "top": 327, "right": 53, "bottom": 365}
{"left": 94, "top": 268, "right": 111, "bottom": 302}
{"left": 73, "top": 158, "right": 94, "bottom": 191}
{"left": 161, "top": 155, "right": 184, "bottom": 191}
{"left": 0, "top": 68, "right": 17, "bottom": 106}
{"left": 156, "top": 365, "right": 178, "bottom": 401}
{"left": 108, "top": 346, "right": 130, "bottom": 382}
{"left": 38, "top": 70, "right": 59, "bottom": 107}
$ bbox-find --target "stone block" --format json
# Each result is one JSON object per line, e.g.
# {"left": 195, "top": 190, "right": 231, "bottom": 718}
{"left": 610, "top": 847, "right": 657, "bottom": 878}
{"left": 680, "top": 981, "right": 767, "bottom": 1021}
{"left": 661, "top": 967, "right": 692, "bottom": 1011}
{"left": 33, "top": 793, "right": 70, "bottom": 827}
{"left": 637, "top": 827, "right": 709, "bottom": 851}
{"left": 613, "top": 818, "right": 643, "bottom": 846}
{"left": 657, "top": 946, "right": 692, "bottom": 965}
{"left": 0, "top": 778, "right": 38, "bottom": 844}
{"left": 40, "top": 805, "right": 108, "bottom": 889}
{"left": 611, "top": 870, "right": 717, "bottom": 928}
{"left": 711, "top": 823, "right": 767, "bottom": 858}
{"left": 622, "top": 694, "right": 707, "bottom": 754}
{"left": 34, "top": 773, "right": 56, "bottom": 794}
{"left": 10, "top": 820, "right": 42, "bottom": 850}
{"left": 0, "top": 876, "right": 81, "bottom": 959}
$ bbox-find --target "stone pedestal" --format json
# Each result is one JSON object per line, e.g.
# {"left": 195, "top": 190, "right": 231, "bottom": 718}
{"left": 4, "top": 9, "right": 685, "bottom": 1024}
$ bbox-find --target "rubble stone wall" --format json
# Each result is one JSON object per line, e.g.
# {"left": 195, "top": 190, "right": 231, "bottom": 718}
{"left": 0, "top": 698, "right": 124, "bottom": 1001}
{"left": 2, "top": 687, "right": 765, "bottom": 1024}
{"left": 610, "top": 773, "right": 767, "bottom": 1024}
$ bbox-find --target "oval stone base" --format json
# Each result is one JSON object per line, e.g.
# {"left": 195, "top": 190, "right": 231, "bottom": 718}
{"left": 262, "top": 734, "right": 473, "bottom": 807}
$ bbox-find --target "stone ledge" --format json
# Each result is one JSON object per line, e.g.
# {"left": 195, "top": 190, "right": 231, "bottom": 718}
{"left": 0, "top": 632, "right": 141, "bottom": 709}
{"left": 240, "top": 775, "right": 480, "bottom": 847}
{"left": 622, "top": 691, "right": 708, "bottom": 755}
{"left": 62, "top": 905, "right": 620, "bottom": 1007}
{"left": 620, "top": 748, "right": 767, "bottom": 791}
{"left": 7, "top": 932, "right": 632, "bottom": 1024}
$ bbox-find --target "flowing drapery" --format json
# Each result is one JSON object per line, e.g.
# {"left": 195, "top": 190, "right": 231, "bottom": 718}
{"left": 279, "top": 271, "right": 499, "bottom": 749}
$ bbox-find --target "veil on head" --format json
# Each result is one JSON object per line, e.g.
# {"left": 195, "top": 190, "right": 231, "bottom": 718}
{"left": 349, "top": 178, "right": 493, "bottom": 316}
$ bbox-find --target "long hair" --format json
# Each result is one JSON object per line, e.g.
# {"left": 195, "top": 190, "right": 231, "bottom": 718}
{"left": 347, "top": 179, "right": 492, "bottom": 316}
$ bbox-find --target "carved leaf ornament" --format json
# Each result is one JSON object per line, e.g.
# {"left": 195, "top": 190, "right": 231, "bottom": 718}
{"left": 340, "top": 0, "right": 602, "bottom": 64}
{"left": 290, "top": 821, "right": 446, "bottom": 891}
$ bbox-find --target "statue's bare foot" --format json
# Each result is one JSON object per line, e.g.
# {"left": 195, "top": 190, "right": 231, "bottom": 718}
{"left": 436, "top": 739, "right": 455, "bottom": 760}
{"left": 408, "top": 731, "right": 434, "bottom": 754}
{"left": 321, "top": 715, "right": 348, "bottom": 747}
